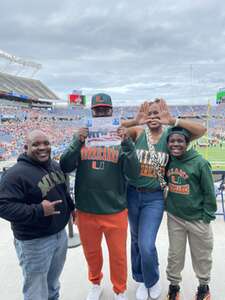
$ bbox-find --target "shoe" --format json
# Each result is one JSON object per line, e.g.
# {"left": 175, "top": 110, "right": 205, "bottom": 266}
{"left": 136, "top": 283, "right": 148, "bottom": 300}
{"left": 86, "top": 284, "right": 103, "bottom": 300}
{"left": 149, "top": 279, "right": 161, "bottom": 299}
{"left": 166, "top": 285, "right": 180, "bottom": 300}
{"left": 195, "top": 285, "right": 211, "bottom": 300}
{"left": 114, "top": 291, "right": 128, "bottom": 300}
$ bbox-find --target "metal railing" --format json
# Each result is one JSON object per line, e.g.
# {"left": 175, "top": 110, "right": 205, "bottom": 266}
{"left": 213, "top": 170, "right": 225, "bottom": 221}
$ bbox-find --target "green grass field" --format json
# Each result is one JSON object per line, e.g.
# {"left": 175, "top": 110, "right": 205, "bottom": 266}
{"left": 193, "top": 140, "right": 225, "bottom": 170}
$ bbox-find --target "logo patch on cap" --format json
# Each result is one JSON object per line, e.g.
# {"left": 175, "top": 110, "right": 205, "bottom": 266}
{"left": 96, "top": 95, "right": 104, "bottom": 103}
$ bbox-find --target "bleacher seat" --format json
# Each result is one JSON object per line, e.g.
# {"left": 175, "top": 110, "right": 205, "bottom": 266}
{"left": 0, "top": 72, "right": 59, "bottom": 100}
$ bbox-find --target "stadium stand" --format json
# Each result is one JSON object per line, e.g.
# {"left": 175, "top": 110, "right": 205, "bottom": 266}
{"left": 0, "top": 102, "right": 225, "bottom": 162}
{"left": 0, "top": 72, "right": 59, "bottom": 100}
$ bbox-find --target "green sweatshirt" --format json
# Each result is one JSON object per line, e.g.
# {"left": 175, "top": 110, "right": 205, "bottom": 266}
{"left": 166, "top": 148, "right": 217, "bottom": 223}
{"left": 60, "top": 135, "right": 140, "bottom": 214}
{"left": 129, "top": 128, "right": 170, "bottom": 190}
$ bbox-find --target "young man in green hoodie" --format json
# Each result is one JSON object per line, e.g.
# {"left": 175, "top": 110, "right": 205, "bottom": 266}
{"left": 60, "top": 93, "right": 139, "bottom": 300}
{"left": 165, "top": 127, "right": 217, "bottom": 300}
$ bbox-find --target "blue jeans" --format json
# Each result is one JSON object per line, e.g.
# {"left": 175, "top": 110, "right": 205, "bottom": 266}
{"left": 127, "top": 186, "right": 164, "bottom": 288}
{"left": 14, "top": 229, "right": 68, "bottom": 300}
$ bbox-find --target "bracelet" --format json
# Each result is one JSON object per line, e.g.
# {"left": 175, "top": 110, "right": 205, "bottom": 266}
{"left": 174, "top": 118, "right": 180, "bottom": 127}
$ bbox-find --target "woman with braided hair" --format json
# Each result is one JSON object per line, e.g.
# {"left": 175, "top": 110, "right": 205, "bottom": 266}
{"left": 122, "top": 99, "right": 206, "bottom": 300}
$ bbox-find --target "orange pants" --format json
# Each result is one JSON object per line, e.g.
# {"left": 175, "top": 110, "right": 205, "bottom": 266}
{"left": 76, "top": 209, "right": 128, "bottom": 294}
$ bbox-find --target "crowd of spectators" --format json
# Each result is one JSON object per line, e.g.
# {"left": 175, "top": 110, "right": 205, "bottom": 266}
{"left": 0, "top": 106, "right": 78, "bottom": 161}
{"left": 0, "top": 103, "right": 225, "bottom": 161}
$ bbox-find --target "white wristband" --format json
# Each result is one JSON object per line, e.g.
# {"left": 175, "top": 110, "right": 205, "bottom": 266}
{"left": 174, "top": 118, "right": 180, "bottom": 127}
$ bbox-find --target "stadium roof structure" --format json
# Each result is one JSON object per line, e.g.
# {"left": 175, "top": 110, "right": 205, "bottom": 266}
{"left": 0, "top": 72, "right": 59, "bottom": 101}
{"left": 0, "top": 49, "right": 42, "bottom": 75}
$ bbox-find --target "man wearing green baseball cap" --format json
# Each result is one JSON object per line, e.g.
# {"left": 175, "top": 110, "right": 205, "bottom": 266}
{"left": 91, "top": 93, "right": 113, "bottom": 118}
{"left": 60, "top": 93, "right": 139, "bottom": 300}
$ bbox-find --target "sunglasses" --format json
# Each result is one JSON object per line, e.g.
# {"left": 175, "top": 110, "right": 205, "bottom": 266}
{"left": 148, "top": 98, "right": 161, "bottom": 105}
{"left": 92, "top": 106, "right": 111, "bottom": 112}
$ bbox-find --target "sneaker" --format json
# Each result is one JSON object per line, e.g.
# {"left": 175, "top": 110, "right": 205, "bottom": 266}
{"left": 166, "top": 285, "right": 180, "bottom": 300}
{"left": 86, "top": 284, "right": 103, "bottom": 300}
{"left": 136, "top": 283, "right": 148, "bottom": 300}
{"left": 195, "top": 285, "right": 211, "bottom": 300}
{"left": 114, "top": 291, "right": 128, "bottom": 300}
{"left": 149, "top": 279, "right": 162, "bottom": 299}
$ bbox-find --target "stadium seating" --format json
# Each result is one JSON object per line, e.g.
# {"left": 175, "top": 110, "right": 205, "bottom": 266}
{"left": 0, "top": 102, "right": 224, "bottom": 162}
{"left": 0, "top": 72, "right": 59, "bottom": 100}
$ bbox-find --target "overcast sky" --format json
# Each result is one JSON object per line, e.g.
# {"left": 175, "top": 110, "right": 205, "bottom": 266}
{"left": 0, "top": 0, "right": 225, "bottom": 106}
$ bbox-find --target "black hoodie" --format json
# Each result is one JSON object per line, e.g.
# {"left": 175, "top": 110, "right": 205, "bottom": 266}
{"left": 0, "top": 154, "right": 75, "bottom": 240}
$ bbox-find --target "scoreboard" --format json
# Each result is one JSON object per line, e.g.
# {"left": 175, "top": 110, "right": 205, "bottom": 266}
{"left": 216, "top": 88, "right": 225, "bottom": 104}
{"left": 68, "top": 91, "right": 87, "bottom": 106}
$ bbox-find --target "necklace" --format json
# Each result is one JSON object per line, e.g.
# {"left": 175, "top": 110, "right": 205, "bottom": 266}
{"left": 145, "top": 127, "right": 169, "bottom": 199}
{"left": 147, "top": 127, "right": 163, "bottom": 144}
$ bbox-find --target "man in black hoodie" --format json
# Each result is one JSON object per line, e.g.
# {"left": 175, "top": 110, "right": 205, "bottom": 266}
{"left": 0, "top": 130, "right": 75, "bottom": 300}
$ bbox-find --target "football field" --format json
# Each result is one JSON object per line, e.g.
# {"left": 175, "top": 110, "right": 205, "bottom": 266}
{"left": 194, "top": 142, "right": 225, "bottom": 170}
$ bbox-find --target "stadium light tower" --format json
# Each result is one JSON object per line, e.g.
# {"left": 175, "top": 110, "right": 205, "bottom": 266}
{"left": 0, "top": 49, "right": 42, "bottom": 77}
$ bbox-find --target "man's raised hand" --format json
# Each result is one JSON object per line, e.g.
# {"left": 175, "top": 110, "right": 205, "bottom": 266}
{"left": 78, "top": 128, "right": 88, "bottom": 142}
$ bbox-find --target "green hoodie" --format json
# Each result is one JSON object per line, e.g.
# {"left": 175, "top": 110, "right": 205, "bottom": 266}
{"left": 166, "top": 148, "right": 217, "bottom": 223}
{"left": 60, "top": 135, "right": 140, "bottom": 214}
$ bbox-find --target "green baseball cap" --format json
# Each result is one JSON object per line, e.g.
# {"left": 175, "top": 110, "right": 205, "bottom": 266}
{"left": 167, "top": 126, "right": 191, "bottom": 142}
{"left": 91, "top": 93, "right": 112, "bottom": 108}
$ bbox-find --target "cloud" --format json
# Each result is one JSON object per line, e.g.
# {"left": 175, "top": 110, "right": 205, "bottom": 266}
{"left": 0, "top": 0, "right": 225, "bottom": 106}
